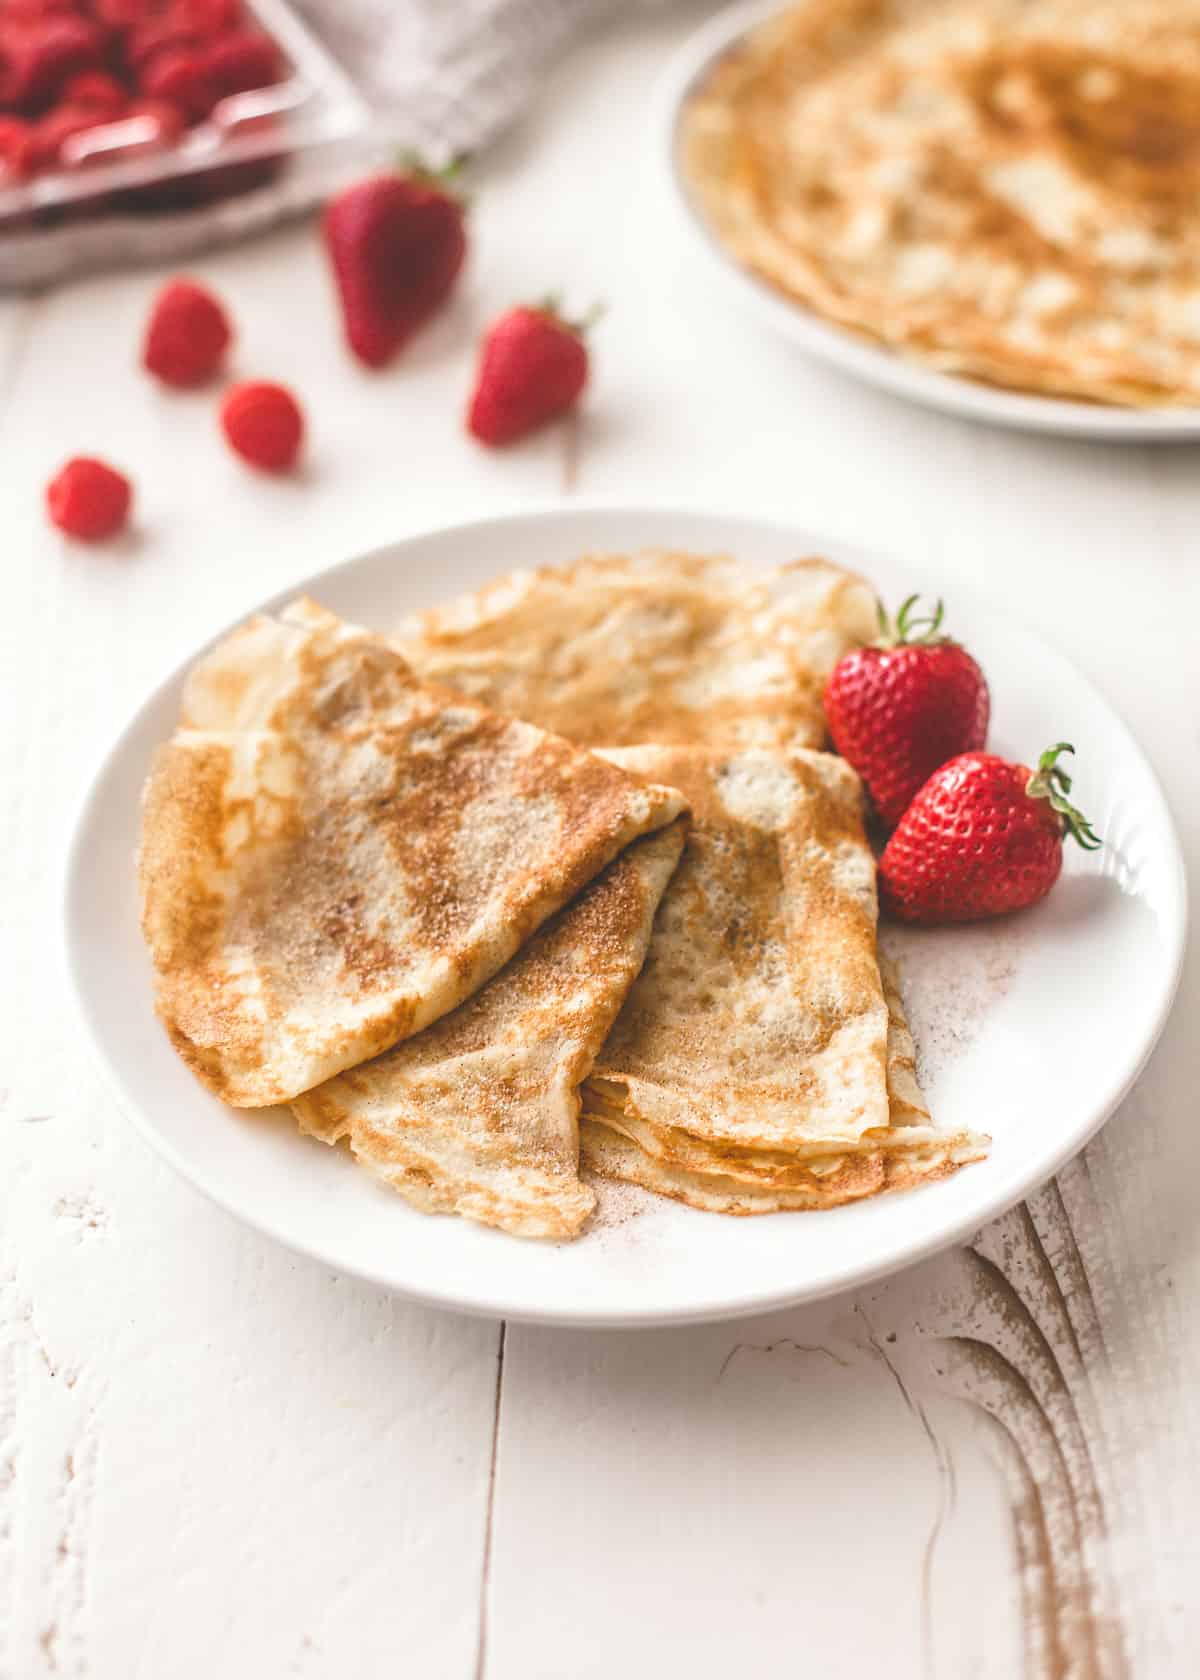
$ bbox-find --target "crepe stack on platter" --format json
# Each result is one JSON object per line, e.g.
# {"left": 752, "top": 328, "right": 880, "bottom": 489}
{"left": 682, "top": 0, "right": 1200, "bottom": 408}
{"left": 399, "top": 553, "right": 988, "bottom": 1217}
{"left": 139, "top": 598, "right": 688, "bottom": 1234}
{"left": 579, "top": 749, "right": 986, "bottom": 1213}
{"left": 139, "top": 554, "right": 988, "bottom": 1240}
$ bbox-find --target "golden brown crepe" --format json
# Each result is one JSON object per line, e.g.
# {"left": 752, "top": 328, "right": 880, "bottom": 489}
{"left": 293, "top": 822, "right": 686, "bottom": 1240}
{"left": 578, "top": 748, "right": 987, "bottom": 1212}
{"left": 138, "top": 603, "right": 687, "bottom": 1108}
{"left": 394, "top": 550, "right": 877, "bottom": 752}
{"left": 580, "top": 1120, "right": 980, "bottom": 1214}
{"left": 682, "top": 0, "right": 1200, "bottom": 407}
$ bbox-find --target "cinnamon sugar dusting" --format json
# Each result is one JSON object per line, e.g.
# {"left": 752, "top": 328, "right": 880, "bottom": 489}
{"left": 138, "top": 601, "right": 686, "bottom": 1110}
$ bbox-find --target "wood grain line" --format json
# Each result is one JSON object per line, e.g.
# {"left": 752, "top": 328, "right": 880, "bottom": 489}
{"left": 717, "top": 1338, "right": 851, "bottom": 1381}
{"left": 473, "top": 1321, "right": 507, "bottom": 1680}
{"left": 0, "top": 297, "right": 42, "bottom": 425}
{"left": 857, "top": 1304, "right": 955, "bottom": 1680}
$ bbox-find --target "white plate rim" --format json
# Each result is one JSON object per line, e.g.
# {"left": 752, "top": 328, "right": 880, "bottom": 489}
{"left": 655, "top": 0, "right": 1200, "bottom": 443}
{"left": 60, "top": 501, "right": 1189, "bottom": 1326}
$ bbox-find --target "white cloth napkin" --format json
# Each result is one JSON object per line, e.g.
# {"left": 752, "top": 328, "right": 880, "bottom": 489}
{"left": 295, "top": 0, "right": 664, "bottom": 157}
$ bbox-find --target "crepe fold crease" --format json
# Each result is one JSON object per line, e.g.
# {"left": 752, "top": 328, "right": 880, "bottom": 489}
{"left": 293, "top": 821, "right": 687, "bottom": 1239}
{"left": 138, "top": 600, "right": 687, "bottom": 1108}
{"left": 577, "top": 746, "right": 988, "bottom": 1213}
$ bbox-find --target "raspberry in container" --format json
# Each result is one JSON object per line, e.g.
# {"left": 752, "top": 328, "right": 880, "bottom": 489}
{"left": 0, "top": 0, "right": 369, "bottom": 286}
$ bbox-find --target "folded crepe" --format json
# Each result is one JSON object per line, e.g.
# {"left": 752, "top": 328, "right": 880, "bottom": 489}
{"left": 293, "top": 821, "right": 686, "bottom": 1239}
{"left": 139, "top": 602, "right": 687, "bottom": 1107}
{"left": 577, "top": 747, "right": 987, "bottom": 1212}
{"left": 394, "top": 550, "right": 877, "bottom": 752}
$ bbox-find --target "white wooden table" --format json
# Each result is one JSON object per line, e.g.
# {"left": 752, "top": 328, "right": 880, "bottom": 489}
{"left": 3, "top": 10, "right": 1198, "bottom": 1676}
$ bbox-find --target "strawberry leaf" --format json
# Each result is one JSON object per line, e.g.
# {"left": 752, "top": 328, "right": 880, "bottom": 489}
{"left": 1026, "top": 743, "right": 1103, "bottom": 850}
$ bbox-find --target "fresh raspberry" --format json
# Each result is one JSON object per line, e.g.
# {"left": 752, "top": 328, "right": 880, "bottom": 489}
{"left": 1, "top": 14, "right": 104, "bottom": 113}
{"left": 219, "top": 380, "right": 303, "bottom": 472}
{"left": 61, "top": 69, "right": 127, "bottom": 116}
{"left": 142, "top": 276, "right": 233, "bottom": 387}
{"left": 1, "top": 0, "right": 83, "bottom": 19}
{"left": 46, "top": 457, "right": 132, "bottom": 541}
{"left": 125, "top": 18, "right": 196, "bottom": 72}
{"left": 140, "top": 46, "right": 214, "bottom": 118}
{"left": 92, "top": 0, "right": 156, "bottom": 27}
{"left": 172, "top": 0, "right": 243, "bottom": 37}
{"left": 204, "top": 29, "right": 281, "bottom": 99}
{"left": 0, "top": 115, "right": 37, "bottom": 180}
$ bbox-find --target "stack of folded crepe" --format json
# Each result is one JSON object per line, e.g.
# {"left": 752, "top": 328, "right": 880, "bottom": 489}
{"left": 138, "top": 553, "right": 987, "bottom": 1241}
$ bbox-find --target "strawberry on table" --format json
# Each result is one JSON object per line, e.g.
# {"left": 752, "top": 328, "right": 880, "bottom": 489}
{"left": 466, "top": 298, "right": 592, "bottom": 446}
{"left": 322, "top": 160, "right": 467, "bottom": 369}
{"left": 824, "top": 595, "right": 989, "bottom": 828}
{"left": 879, "top": 743, "right": 1101, "bottom": 924}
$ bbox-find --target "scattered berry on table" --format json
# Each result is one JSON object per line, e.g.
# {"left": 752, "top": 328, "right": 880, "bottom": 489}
{"left": 142, "top": 276, "right": 233, "bottom": 387}
{"left": 323, "top": 161, "right": 468, "bottom": 369}
{"left": 46, "top": 456, "right": 132, "bottom": 541}
{"left": 219, "top": 379, "right": 304, "bottom": 472}
{"left": 466, "top": 298, "right": 593, "bottom": 446}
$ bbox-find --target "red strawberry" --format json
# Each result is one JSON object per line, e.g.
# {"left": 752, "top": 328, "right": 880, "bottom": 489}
{"left": 322, "top": 161, "right": 467, "bottom": 368}
{"left": 142, "top": 276, "right": 232, "bottom": 386}
{"left": 46, "top": 456, "right": 132, "bottom": 541}
{"left": 879, "top": 744, "right": 1101, "bottom": 924}
{"left": 220, "top": 379, "right": 303, "bottom": 472}
{"left": 824, "top": 595, "right": 989, "bottom": 828}
{"left": 466, "top": 299, "right": 592, "bottom": 446}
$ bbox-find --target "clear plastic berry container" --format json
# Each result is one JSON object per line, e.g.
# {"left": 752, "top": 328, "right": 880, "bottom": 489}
{"left": 0, "top": 0, "right": 370, "bottom": 287}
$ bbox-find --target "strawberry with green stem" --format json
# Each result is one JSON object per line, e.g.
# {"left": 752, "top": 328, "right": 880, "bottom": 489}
{"left": 323, "top": 156, "right": 468, "bottom": 369}
{"left": 467, "top": 296, "right": 599, "bottom": 446}
{"left": 824, "top": 593, "right": 990, "bottom": 828}
{"left": 879, "top": 742, "right": 1102, "bottom": 924}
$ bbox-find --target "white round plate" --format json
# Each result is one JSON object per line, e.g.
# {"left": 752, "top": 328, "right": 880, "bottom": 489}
{"left": 658, "top": 1, "right": 1200, "bottom": 442}
{"left": 64, "top": 507, "right": 1186, "bottom": 1326}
